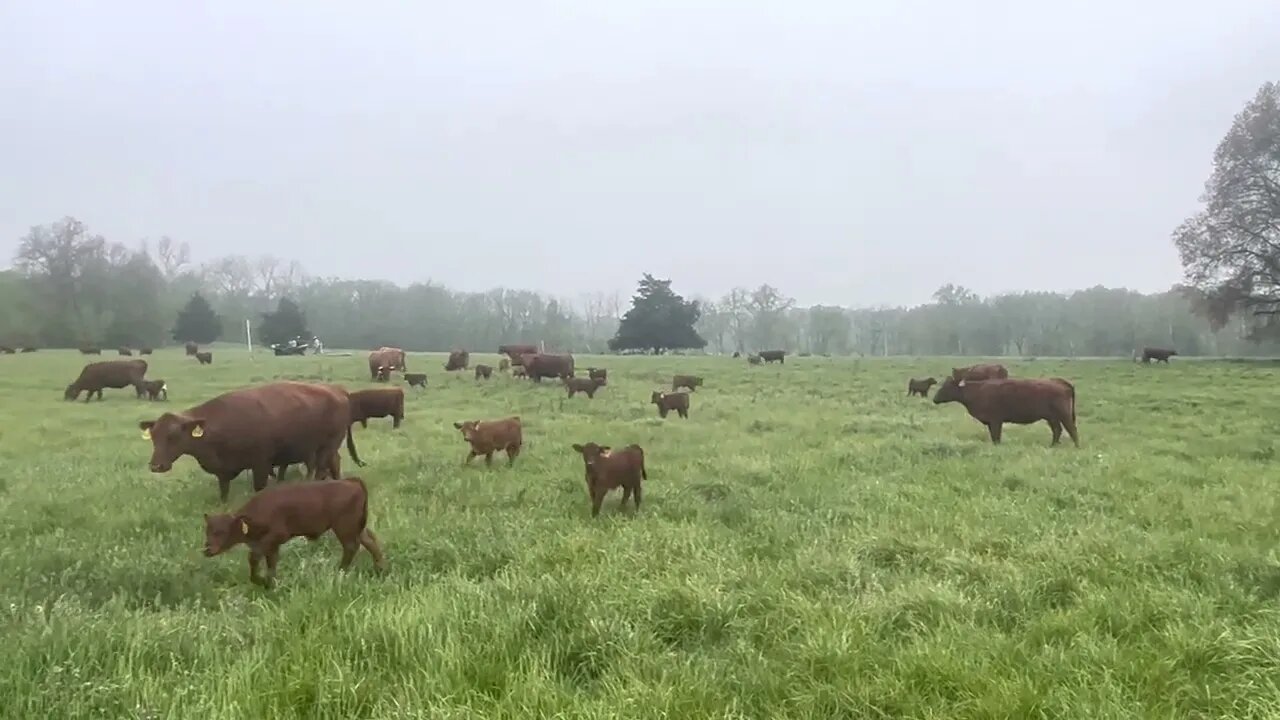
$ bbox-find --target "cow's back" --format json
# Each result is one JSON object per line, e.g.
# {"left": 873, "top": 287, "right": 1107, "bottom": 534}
{"left": 192, "top": 382, "right": 350, "bottom": 458}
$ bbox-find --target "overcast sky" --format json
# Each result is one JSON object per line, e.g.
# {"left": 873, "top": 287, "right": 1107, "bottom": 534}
{"left": 2, "top": 1, "right": 1277, "bottom": 307}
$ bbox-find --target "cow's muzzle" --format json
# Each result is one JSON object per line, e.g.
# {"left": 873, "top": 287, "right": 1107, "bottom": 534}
{"left": 149, "top": 462, "right": 172, "bottom": 473}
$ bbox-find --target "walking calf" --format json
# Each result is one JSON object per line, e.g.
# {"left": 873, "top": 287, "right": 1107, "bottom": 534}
{"left": 564, "top": 376, "right": 605, "bottom": 399}
{"left": 453, "top": 416, "right": 523, "bottom": 466}
{"left": 672, "top": 374, "right": 703, "bottom": 392}
{"left": 202, "top": 476, "right": 386, "bottom": 588}
{"left": 572, "top": 442, "right": 647, "bottom": 517}
{"left": 651, "top": 391, "right": 690, "bottom": 419}
{"left": 907, "top": 377, "right": 936, "bottom": 397}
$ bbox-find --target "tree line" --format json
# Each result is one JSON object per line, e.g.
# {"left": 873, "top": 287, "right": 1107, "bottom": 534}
{"left": 4, "top": 79, "right": 1276, "bottom": 357}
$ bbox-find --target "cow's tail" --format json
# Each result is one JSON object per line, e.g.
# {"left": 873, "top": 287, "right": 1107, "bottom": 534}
{"left": 638, "top": 445, "right": 648, "bottom": 481}
{"left": 346, "top": 424, "right": 366, "bottom": 467}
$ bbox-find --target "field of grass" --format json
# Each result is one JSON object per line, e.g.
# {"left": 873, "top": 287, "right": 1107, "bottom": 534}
{"left": 3, "top": 349, "right": 1280, "bottom": 718}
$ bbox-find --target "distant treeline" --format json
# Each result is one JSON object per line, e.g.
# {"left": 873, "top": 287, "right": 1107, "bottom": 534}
{"left": 4, "top": 216, "right": 1279, "bottom": 357}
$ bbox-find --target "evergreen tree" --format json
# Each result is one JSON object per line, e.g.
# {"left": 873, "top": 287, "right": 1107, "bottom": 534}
{"left": 609, "top": 274, "right": 706, "bottom": 354}
{"left": 172, "top": 292, "right": 223, "bottom": 344}
{"left": 258, "top": 297, "right": 309, "bottom": 346}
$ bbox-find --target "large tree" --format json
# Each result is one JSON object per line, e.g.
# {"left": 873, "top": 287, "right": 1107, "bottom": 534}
{"left": 257, "top": 296, "right": 309, "bottom": 346}
{"left": 1174, "top": 81, "right": 1280, "bottom": 336}
{"left": 172, "top": 292, "right": 223, "bottom": 343}
{"left": 609, "top": 274, "right": 706, "bottom": 354}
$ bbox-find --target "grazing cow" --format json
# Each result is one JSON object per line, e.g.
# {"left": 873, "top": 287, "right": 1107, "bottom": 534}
{"left": 139, "top": 347, "right": 153, "bottom": 355}
{"left": 452, "top": 416, "right": 522, "bottom": 466}
{"left": 139, "top": 381, "right": 365, "bottom": 501}
{"left": 498, "top": 357, "right": 510, "bottom": 372}
{"left": 572, "top": 442, "right": 647, "bottom": 517}
{"left": 65, "top": 359, "right": 148, "bottom": 401}
{"left": 498, "top": 344, "right": 539, "bottom": 366}
{"left": 444, "top": 349, "right": 470, "bottom": 371}
{"left": 80, "top": 347, "right": 101, "bottom": 355}
{"left": 404, "top": 372, "right": 427, "bottom": 388}
{"left": 202, "top": 476, "right": 386, "bottom": 588}
{"left": 368, "top": 348, "right": 404, "bottom": 380}
{"left": 349, "top": 387, "right": 405, "bottom": 429}
{"left": 672, "top": 374, "right": 703, "bottom": 392}
{"left": 196, "top": 351, "right": 213, "bottom": 365}
{"left": 564, "top": 376, "right": 605, "bottom": 398}
{"left": 512, "top": 365, "right": 527, "bottom": 378}
{"left": 118, "top": 347, "right": 133, "bottom": 356}
{"left": 474, "top": 364, "right": 493, "bottom": 380}
{"left": 20, "top": 347, "right": 37, "bottom": 353}
{"left": 951, "top": 363, "right": 1008, "bottom": 382}
{"left": 587, "top": 367, "right": 607, "bottom": 385}
{"left": 521, "top": 353, "right": 575, "bottom": 382}
{"left": 907, "top": 377, "right": 937, "bottom": 397}
{"left": 1141, "top": 347, "right": 1177, "bottom": 364}
{"left": 759, "top": 350, "right": 786, "bottom": 364}
{"left": 933, "top": 376, "right": 1078, "bottom": 447}
{"left": 651, "top": 391, "right": 690, "bottom": 419}
{"left": 0, "top": 346, "right": 14, "bottom": 354}
{"left": 747, "top": 354, "right": 762, "bottom": 365}
{"left": 141, "top": 379, "right": 168, "bottom": 401}
{"left": 184, "top": 342, "right": 198, "bottom": 356}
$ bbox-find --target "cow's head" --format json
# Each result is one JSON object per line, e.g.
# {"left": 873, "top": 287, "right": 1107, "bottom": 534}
{"left": 202, "top": 512, "right": 248, "bottom": 556}
{"left": 375, "top": 365, "right": 391, "bottom": 381}
{"left": 690, "top": 376, "right": 704, "bottom": 387}
{"left": 138, "top": 413, "right": 208, "bottom": 472}
{"left": 572, "top": 442, "right": 612, "bottom": 469}
{"left": 650, "top": 391, "right": 665, "bottom": 404}
{"left": 453, "top": 420, "right": 480, "bottom": 442}
{"left": 63, "top": 383, "right": 79, "bottom": 400}
{"left": 932, "top": 377, "right": 965, "bottom": 404}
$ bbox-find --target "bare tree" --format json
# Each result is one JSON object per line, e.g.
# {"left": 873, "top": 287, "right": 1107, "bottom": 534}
{"left": 155, "top": 236, "right": 191, "bottom": 280}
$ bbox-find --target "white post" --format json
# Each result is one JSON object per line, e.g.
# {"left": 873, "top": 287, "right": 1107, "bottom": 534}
{"left": 245, "top": 319, "right": 253, "bottom": 355}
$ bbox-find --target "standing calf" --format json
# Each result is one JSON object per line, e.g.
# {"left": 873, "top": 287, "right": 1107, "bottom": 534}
{"left": 933, "top": 376, "right": 1078, "bottom": 447}
{"left": 349, "top": 387, "right": 405, "bottom": 429}
{"left": 453, "top": 416, "right": 523, "bottom": 466}
{"left": 475, "top": 364, "right": 493, "bottom": 380}
{"left": 404, "top": 372, "right": 428, "bottom": 388}
{"left": 572, "top": 442, "right": 647, "bottom": 517}
{"left": 672, "top": 374, "right": 703, "bottom": 392}
{"left": 907, "top": 377, "right": 937, "bottom": 397}
{"left": 195, "top": 351, "right": 213, "bottom": 365}
{"left": 141, "top": 379, "right": 168, "bottom": 401}
{"left": 651, "top": 391, "right": 690, "bottom": 419}
{"left": 1141, "top": 347, "right": 1177, "bottom": 364}
{"left": 202, "top": 476, "right": 386, "bottom": 588}
{"left": 564, "top": 376, "right": 605, "bottom": 398}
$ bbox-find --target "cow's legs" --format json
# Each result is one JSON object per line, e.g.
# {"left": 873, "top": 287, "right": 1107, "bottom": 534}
{"left": 252, "top": 464, "right": 272, "bottom": 491}
{"left": 360, "top": 529, "right": 387, "bottom": 570}
{"left": 1048, "top": 419, "right": 1063, "bottom": 445}
{"left": 986, "top": 422, "right": 1003, "bottom": 444}
{"left": 464, "top": 450, "right": 477, "bottom": 465}
{"left": 216, "top": 473, "right": 237, "bottom": 502}
{"left": 621, "top": 485, "right": 633, "bottom": 509}
{"left": 248, "top": 547, "right": 266, "bottom": 586}
{"left": 506, "top": 444, "right": 520, "bottom": 465}
{"left": 1063, "top": 417, "right": 1080, "bottom": 448}
{"left": 633, "top": 482, "right": 642, "bottom": 511}
{"left": 338, "top": 535, "right": 359, "bottom": 570}
{"left": 484, "top": 451, "right": 494, "bottom": 466}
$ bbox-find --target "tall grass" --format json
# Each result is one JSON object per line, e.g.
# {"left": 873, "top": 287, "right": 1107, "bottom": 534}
{"left": 2, "top": 350, "right": 1279, "bottom": 718}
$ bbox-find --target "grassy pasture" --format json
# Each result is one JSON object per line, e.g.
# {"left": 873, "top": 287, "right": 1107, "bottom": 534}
{"left": 2, "top": 349, "right": 1280, "bottom": 718}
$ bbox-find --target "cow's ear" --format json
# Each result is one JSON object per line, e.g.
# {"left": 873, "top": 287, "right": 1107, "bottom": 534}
{"left": 138, "top": 420, "right": 154, "bottom": 439}
{"left": 958, "top": 379, "right": 966, "bottom": 387}
{"left": 234, "top": 514, "right": 250, "bottom": 535}
{"left": 572, "top": 443, "right": 584, "bottom": 453}
{"left": 185, "top": 418, "right": 207, "bottom": 438}
{"left": 453, "top": 422, "right": 463, "bottom": 429}
{"left": 599, "top": 446, "right": 611, "bottom": 453}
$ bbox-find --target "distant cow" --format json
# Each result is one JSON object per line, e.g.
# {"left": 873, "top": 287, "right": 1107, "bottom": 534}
{"left": 933, "top": 376, "right": 1078, "bottom": 447}
{"left": 587, "top": 367, "right": 607, "bottom": 385}
{"left": 139, "top": 347, "right": 153, "bottom": 355}
{"left": 453, "top": 416, "right": 522, "bottom": 466}
{"left": 572, "top": 442, "right": 647, "bottom": 517}
{"left": 474, "top": 364, "right": 493, "bottom": 380}
{"left": 118, "top": 347, "right": 133, "bottom": 356}
{"left": 369, "top": 348, "right": 404, "bottom": 380}
{"left": 139, "top": 381, "right": 365, "bottom": 501}
{"left": 349, "top": 387, "right": 405, "bottom": 429}
{"left": 951, "top": 363, "right": 1008, "bottom": 382}
{"left": 184, "top": 342, "right": 198, "bottom": 356}
{"left": 564, "top": 376, "right": 605, "bottom": 399}
{"left": 672, "top": 374, "right": 703, "bottom": 392}
{"left": 732, "top": 351, "right": 741, "bottom": 358}
{"left": 907, "top": 377, "right": 937, "bottom": 397}
{"left": 651, "top": 391, "right": 690, "bottom": 419}
{"left": 1141, "top": 347, "right": 1177, "bottom": 364}
{"left": 0, "top": 346, "right": 14, "bottom": 354}
{"left": 141, "top": 379, "right": 168, "bottom": 401}
{"left": 80, "top": 347, "right": 101, "bottom": 355}
{"left": 444, "top": 349, "right": 470, "bottom": 371}
{"left": 404, "top": 372, "right": 428, "bottom": 389}
{"left": 499, "top": 344, "right": 539, "bottom": 366}
{"left": 759, "top": 350, "right": 786, "bottom": 364}
{"left": 521, "top": 353, "right": 575, "bottom": 382}
{"left": 498, "top": 357, "right": 510, "bottom": 372}
{"left": 747, "top": 354, "right": 762, "bottom": 365}
{"left": 64, "top": 359, "right": 148, "bottom": 401}
{"left": 195, "top": 351, "right": 213, "bottom": 365}
{"left": 20, "top": 347, "right": 37, "bottom": 353}
{"left": 202, "top": 476, "right": 385, "bottom": 588}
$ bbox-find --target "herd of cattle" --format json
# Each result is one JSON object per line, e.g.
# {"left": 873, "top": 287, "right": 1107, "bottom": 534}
{"left": 15, "top": 341, "right": 1183, "bottom": 588}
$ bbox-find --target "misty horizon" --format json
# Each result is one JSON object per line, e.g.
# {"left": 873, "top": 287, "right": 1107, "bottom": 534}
{"left": 3, "top": 2, "right": 1278, "bottom": 308}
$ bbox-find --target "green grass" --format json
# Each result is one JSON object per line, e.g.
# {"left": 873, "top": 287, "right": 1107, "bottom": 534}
{"left": 3, "top": 349, "right": 1280, "bottom": 718}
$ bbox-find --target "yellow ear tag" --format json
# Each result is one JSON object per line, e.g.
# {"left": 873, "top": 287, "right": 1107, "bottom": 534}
{"left": 239, "top": 520, "right": 250, "bottom": 534}
{"left": 140, "top": 428, "right": 151, "bottom": 440}
{"left": 190, "top": 425, "right": 204, "bottom": 438}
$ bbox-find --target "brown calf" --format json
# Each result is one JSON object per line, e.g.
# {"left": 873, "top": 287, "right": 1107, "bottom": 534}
{"left": 65, "top": 359, "right": 148, "bottom": 401}
{"left": 907, "top": 377, "right": 937, "bottom": 397}
{"left": 951, "top": 363, "right": 1008, "bottom": 382}
{"left": 195, "top": 351, "right": 213, "bottom": 365}
{"left": 474, "top": 364, "right": 493, "bottom": 380}
{"left": 444, "top": 349, "right": 469, "bottom": 371}
{"left": 404, "top": 372, "right": 428, "bottom": 388}
{"left": 202, "top": 476, "right": 386, "bottom": 588}
{"left": 564, "top": 376, "right": 605, "bottom": 398}
{"left": 498, "top": 357, "right": 510, "bottom": 372}
{"left": 141, "top": 379, "right": 168, "bottom": 401}
{"left": 572, "top": 442, "right": 647, "bottom": 517}
{"left": 672, "top": 374, "right": 703, "bottom": 392}
{"left": 349, "top": 387, "right": 405, "bottom": 429}
{"left": 453, "top": 416, "right": 522, "bottom": 466}
{"left": 933, "top": 376, "right": 1078, "bottom": 447}
{"left": 651, "top": 391, "right": 690, "bottom": 419}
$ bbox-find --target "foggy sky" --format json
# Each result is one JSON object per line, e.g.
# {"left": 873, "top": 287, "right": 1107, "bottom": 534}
{"left": 2, "top": 1, "right": 1278, "bottom": 308}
